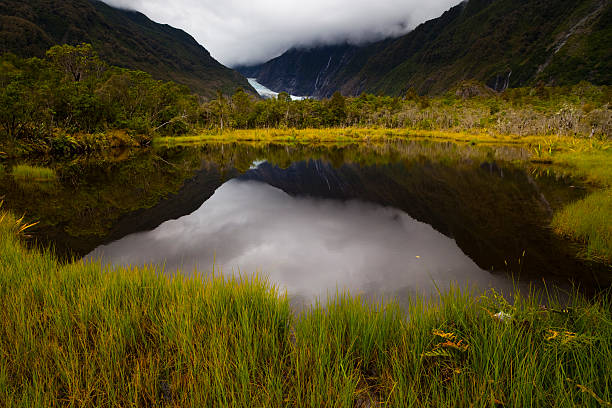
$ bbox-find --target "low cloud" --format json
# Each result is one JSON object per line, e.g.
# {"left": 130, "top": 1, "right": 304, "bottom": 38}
{"left": 102, "top": 0, "right": 460, "bottom": 66}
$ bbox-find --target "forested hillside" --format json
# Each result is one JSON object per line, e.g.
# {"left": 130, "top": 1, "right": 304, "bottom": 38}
{"left": 0, "top": 0, "right": 254, "bottom": 98}
{"left": 242, "top": 0, "right": 611, "bottom": 97}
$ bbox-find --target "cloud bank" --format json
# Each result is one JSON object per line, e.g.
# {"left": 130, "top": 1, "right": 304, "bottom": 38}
{"left": 102, "top": 0, "right": 460, "bottom": 66}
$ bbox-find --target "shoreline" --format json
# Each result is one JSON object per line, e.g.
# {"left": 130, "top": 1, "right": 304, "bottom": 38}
{"left": 0, "top": 210, "right": 610, "bottom": 406}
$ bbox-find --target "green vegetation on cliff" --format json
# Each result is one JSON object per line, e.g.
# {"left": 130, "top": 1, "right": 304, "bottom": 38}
{"left": 244, "top": 0, "right": 611, "bottom": 97}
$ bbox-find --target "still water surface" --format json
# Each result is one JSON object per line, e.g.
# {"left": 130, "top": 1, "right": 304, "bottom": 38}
{"left": 88, "top": 177, "right": 511, "bottom": 304}
{"left": 1, "top": 140, "right": 606, "bottom": 305}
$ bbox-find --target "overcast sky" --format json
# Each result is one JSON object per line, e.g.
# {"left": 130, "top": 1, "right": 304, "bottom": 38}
{"left": 102, "top": 0, "right": 460, "bottom": 66}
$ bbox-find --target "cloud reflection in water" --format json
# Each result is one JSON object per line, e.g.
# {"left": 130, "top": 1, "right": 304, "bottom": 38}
{"left": 88, "top": 179, "right": 509, "bottom": 305}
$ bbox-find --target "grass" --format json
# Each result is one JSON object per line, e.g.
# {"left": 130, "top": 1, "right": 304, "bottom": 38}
{"left": 155, "top": 128, "right": 516, "bottom": 146}
{"left": 155, "top": 128, "right": 604, "bottom": 147}
{"left": 552, "top": 190, "right": 612, "bottom": 262}
{"left": 11, "top": 164, "right": 57, "bottom": 181}
{"left": 1, "top": 209, "right": 611, "bottom": 407}
{"left": 548, "top": 145, "right": 612, "bottom": 262}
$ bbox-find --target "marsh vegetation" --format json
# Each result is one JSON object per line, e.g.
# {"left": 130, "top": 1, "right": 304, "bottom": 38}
{"left": 0, "top": 211, "right": 610, "bottom": 407}
{"left": 10, "top": 164, "right": 56, "bottom": 181}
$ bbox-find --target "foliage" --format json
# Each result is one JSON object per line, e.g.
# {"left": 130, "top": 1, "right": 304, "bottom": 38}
{"left": 0, "top": 44, "right": 199, "bottom": 154}
{"left": 1, "top": 43, "right": 609, "bottom": 157}
{"left": 196, "top": 83, "right": 611, "bottom": 138}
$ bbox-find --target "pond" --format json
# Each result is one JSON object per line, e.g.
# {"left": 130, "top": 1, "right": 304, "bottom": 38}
{"left": 1, "top": 140, "right": 607, "bottom": 305}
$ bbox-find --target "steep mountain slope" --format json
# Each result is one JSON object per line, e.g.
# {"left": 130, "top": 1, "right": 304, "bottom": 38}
{"left": 237, "top": 44, "right": 362, "bottom": 97}
{"left": 0, "top": 0, "right": 254, "bottom": 98}
{"left": 242, "top": 0, "right": 611, "bottom": 97}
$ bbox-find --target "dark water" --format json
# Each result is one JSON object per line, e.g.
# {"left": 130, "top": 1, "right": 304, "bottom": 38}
{"left": 1, "top": 140, "right": 608, "bottom": 304}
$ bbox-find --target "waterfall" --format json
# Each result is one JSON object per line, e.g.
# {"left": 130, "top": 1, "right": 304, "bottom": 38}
{"left": 502, "top": 70, "right": 512, "bottom": 92}
{"left": 315, "top": 56, "right": 333, "bottom": 91}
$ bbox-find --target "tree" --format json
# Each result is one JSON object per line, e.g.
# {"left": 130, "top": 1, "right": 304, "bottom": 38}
{"left": 214, "top": 90, "right": 227, "bottom": 130}
{"left": 230, "top": 88, "right": 254, "bottom": 128}
{"left": 46, "top": 43, "right": 105, "bottom": 83}
{"left": 0, "top": 55, "right": 51, "bottom": 141}
{"left": 327, "top": 91, "right": 347, "bottom": 126}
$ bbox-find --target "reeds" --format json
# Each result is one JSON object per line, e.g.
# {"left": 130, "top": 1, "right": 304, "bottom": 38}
{"left": 0, "top": 210, "right": 610, "bottom": 407}
{"left": 553, "top": 189, "right": 612, "bottom": 261}
{"left": 11, "top": 164, "right": 57, "bottom": 181}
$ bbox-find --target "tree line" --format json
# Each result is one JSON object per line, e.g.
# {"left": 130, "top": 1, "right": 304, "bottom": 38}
{"left": 1, "top": 44, "right": 610, "bottom": 155}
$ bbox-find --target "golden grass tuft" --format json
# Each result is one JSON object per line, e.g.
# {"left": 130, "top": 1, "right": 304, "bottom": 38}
{"left": 11, "top": 164, "right": 57, "bottom": 181}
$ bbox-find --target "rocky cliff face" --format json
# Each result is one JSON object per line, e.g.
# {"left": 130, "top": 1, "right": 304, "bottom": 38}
{"left": 0, "top": 0, "right": 254, "bottom": 98}
{"left": 240, "top": 0, "right": 611, "bottom": 97}
{"left": 237, "top": 44, "right": 362, "bottom": 98}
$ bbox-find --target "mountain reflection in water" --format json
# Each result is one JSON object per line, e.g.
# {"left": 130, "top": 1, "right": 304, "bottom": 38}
{"left": 2, "top": 141, "right": 604, "bottom": 305}
{"left": 88, "top": 178, "right": 512, "bottom": 304}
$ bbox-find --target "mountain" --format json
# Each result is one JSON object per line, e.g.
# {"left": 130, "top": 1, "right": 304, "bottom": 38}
{"left": 237, "top": 44, "right": 362, "bottom": 97}
{"left": 240, "top": 0, "right": 611, "bottom": 97}
{"left": 0, "top": 0, "right": 254, "bottom": 98}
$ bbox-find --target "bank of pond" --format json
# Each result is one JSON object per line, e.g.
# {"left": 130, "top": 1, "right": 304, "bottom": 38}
{"left": 1, "top": 133, "right": 609, "bottom": 279}
{"left": 0, "top": 135, "right": 610, "bottom": 406}
{"left": 0, "top": 210, "right": 611, "bottom": 407}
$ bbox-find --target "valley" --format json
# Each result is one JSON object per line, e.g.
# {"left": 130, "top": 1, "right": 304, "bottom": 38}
{"left": 0, "top": 0, "right": 610, "bottom": 406}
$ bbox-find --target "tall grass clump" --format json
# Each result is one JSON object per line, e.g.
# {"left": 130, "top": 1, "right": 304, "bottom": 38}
{"left": 553, "top": 189, "right": 612, "bottom": 261}
{"left": 0, "top": 209, "right": 610, "bottom": 407}
{"left": 0, "top": 209, "right": 292, "bottom": 407}
{"left": 286, "top": 287, "right": 612, "bottom": 407}
{"left": 11, "top": 164, "right": 57, "bottom": 181}
{"left": 549, "top": 145, "right": 612, "bottom": 262}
